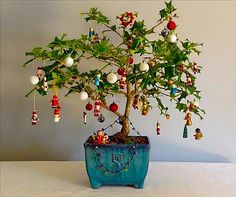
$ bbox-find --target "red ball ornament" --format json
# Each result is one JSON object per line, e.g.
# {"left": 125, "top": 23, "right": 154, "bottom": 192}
{"left": 85, "top": 103, "right": 93, "bottom": 111}
{"left": 167, "top": 20, "right": 176, "bottom": 30}
{"left": 109, "top": 102, "right": 118, "bottom": 112}
{"left": 127, "top": 56, "right": 134, "bottom": 64}
{"left": 117, "top": 68, "right": 125, "bottom": 75}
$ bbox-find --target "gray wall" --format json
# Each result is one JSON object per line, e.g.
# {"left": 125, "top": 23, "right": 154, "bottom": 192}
{"left": 1, "top": 1, "right": 236, "bottom": 162}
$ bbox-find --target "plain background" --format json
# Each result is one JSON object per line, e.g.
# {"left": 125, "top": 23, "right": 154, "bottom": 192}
{"left": 1, "top": 0, "right": 236, "bottom": 162}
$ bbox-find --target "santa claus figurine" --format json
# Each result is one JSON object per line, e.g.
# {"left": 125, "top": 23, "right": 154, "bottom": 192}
{"left": 31, "top": 109, "right": 39, "bottom": 125}
{"left": 51, "top": 95, "right": 59, "bottom": 108}
{"left": 97, "top": 129, "right": 104, "bottom": 144}
{"left": 102, "top": 133, "right": 109, "bottom": 144}
{"left": 54, "top": 106, "right": 61, "bottom": 122}
{"left": 119, "top": 71, "right": 127, "bottom": 89}
{"left": 94, "top": 100, "right": 102, "bottom": 117}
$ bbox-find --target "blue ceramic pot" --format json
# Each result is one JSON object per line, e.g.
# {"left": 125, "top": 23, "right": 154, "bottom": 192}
{"left": 84, "top": 136, "right": 150, "bottom": 189}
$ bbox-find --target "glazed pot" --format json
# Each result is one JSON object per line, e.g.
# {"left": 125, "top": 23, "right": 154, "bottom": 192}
{"left": 84, "top": 136, "right": 150, "bottom": 189}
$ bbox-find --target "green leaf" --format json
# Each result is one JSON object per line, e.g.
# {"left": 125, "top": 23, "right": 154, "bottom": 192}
{"left": 176, "top": 102, "right": 188, "bottom": 112}
{"left": 164, "top": 66, "right": 174, "bottom": 79}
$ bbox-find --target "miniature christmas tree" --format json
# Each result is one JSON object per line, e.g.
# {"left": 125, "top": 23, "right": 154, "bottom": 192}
{"left": 23, "top": 1, "right": 205, "bottom": 143}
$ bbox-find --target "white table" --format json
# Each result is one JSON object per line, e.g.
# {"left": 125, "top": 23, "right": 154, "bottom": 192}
{"left": 1, "top": 161, "right": 236, "bottom": 197}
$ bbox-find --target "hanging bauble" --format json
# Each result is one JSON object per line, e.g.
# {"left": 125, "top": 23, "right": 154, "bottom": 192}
{"left": 170, "top": 85, "right": 178, "bottom": 95}
{"left": 161, "top": 28, "right": 169, "bottom": 37}
{"left": 139, "top": 61, "right": 149, "bottom": 72}
{"left": 185, "top": 112, "right": 192, "bottom": 126}
{"left": 83, "top": 112, "right": 87, "bottom": 124}
{"left": 30, "top": 75, "right": 39, "bottom": 85}
{"left": 127, "top": 56, "right": 134, "bottom": 64}
{"left": 107, "top": 72, "right": 118, "bottom": 84}
{"left": 64, "top": 56, "right": 74, "bottom": 67}
{"left": 119, "top": 74, "right": 127, "bottom": 89}
{"left": 183, "top": 124, "right": 188, "bottom": 138}
{"left": 51, "top": 95, "right": 59, "bottom": 108}
{"left": 117, "top": 68, "right": 125, "bottom": 75}
{"left": 98, "top": 114, "right": 105, "bottom": 123}
{"left": 85, "top": 102, "right": 93, "bottom": 111}
{"left": 194, "top": 128, "right": 203, "bottom": 140}
{"left": 167, "top": 20, "right": 176, "bottom": 30}
{"left": 94, "top": 100, "right": 102, "bottom": 117}
{"left": 109, "top": 102, "right": 118, "bottom": 112}
{"left": 169, "top": 34, "right": 177, "bottom": 43}
{"left": 94, "top": 74, "right": 101, "bottom": 86}
{"left": 80, "top": 91, "right": 88, "bottom": 101}
{"left": 31, "top": 109, "right": 39, "bottom": 125}
{"left": 156, "top": 121, "right": 161, "bottom": 135}
{"left": 54, "top": 106, "right": 61, "bottom": 123}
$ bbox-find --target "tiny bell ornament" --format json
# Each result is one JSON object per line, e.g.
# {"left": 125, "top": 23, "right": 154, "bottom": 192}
{"left": 156, "top": 121, "right": 161, "bottom": 135}
{"left": 185, "top": 112, "right": 192, "bottom": 126}
{"left": 30, "top": 75, "right": 39, "bottom": 85}
{"left": 51, "top": 95, "right": 59, "bottom": 108}
{"left": 94, "top": 100, "right": 102, "bottom": 117}
{"left": 64, "top": 56, "right": 74, "bottom": 67}
{"left": 54, "top": 106, "right": 61, "bottom": 123}
{"left": 109, "top": 102, "right": 118, "bottom": 112}
{"left": 85, "top": 102, "right": 93, "bottom": 111}
{"left": 107, "top": 72, "right": 118, "bottom": 84}
{"left": 80, "top": 91, "right": 88, "bottom": 101}
{"left": 119, "top": 73, "right": 127, "bottom": 89}
{"left": 31, "top": 109, "right": 39, "bottom": 125}
{"left": 194, "top": 128, "right": 203, "bottom": 140}
{"left": 139, "top": 61, "right": 149, "bottom": 72}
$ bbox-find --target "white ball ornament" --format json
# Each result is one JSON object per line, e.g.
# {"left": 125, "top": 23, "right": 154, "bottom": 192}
{"left": 107, "top": 72, "right": 118, "bottom": 84}
{"left": 139, "top": 62, "right": 149, "bottom": 72}
{"left": 64, "top": 56, "right": 74, "bottom": 67}
{"left": 30, "top": 75, "right": 39, "bottom": 85}
{"left": 80, "top": 91, "right": 88, "bottom": 101}
{"left": 169, "top": 34, "right": 177, "bottom": 43}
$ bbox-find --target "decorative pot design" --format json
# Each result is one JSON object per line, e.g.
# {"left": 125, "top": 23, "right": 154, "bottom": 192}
{"left": 84, "top": 136, "right": 151, "bottom": 189}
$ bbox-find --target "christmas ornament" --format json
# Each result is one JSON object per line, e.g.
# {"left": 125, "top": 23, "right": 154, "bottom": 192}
{"left": 83, "top": 112, "right": 87, "bottom": 124}
{"left": 167, "top": 20, "right": 176, "bottom": 30}
{"left": 169, "top": 34, "right": 177, "bottom": 43}
{"left": 51, "top": 95, "right": 59, "bottom": 108}
{"left": 165, "top": 113, "right": 171, "bottom": 120}
{"left": 141, "top": 100, "right": 149, "bottom": 115}
{"left": 95, "top": 74, "right": 101, "bottom": 86}
{"left": 156, "top": 121, "right": 160, "bottom": 135}
{"left": 36, "top": 66, "right": 43, "bottom": 79}
{"left": 96, "top": 129, "right": 105, "bottom": 144}
{"left": 139, "top": 61, "right": 149, "bottom": 72}
{"left": 168, "top": 79, "right": 174, "bottom": 85}
{"left": 132, "top": 95, "right": 140, "bottom": 109}
{"left": 161, "top": 28, "right": 169, "bottom": 37}
{"left": 170, "top": 85, "right": 178, "bottom": 95}
{"left": 85, "top": 102, "right": 93, "bottom": 111}
{"left": 119, "top": 73, "right": 127, "bottom": 89}
{"left": 42, "top": 77, "right": 48, "bottom": 92}
{"left": 117, "top": 67, "right": 125, "bottom": 75}
{"left": 64, "top": 56, "right": 74, "bottom": 67}
{"left": 183, "top": 124, "right": 188, "bottom": 138}
{"left": 127, "top": 56, "right": 134, "bottom": 64}
{"left": 31, "top": 109, "right": 39, "bottom": 125}
{"left": 102, "top": 134, "right": 109, "bottom": 144}
{"left": 178, "top": 64, "right": 184, "bottom": 72}
{"left": 194, "top": 128, "right": 203, "bottom": 140}
{"left": 94, "top": 100, "right": 102, "bottom": 117}
{"left": 186, "top": 74, "right": 193, "bottom": 86}
{"left": 119, "top": 12, "right": 134, "bottom": 27}
{"left": 185, "top": 112, "right": 192, "bottom": 126}
{"left": 30, "top": 75, "right": 39, "bottom": 85}
{"left": 54, "top": 106, "right": 61, "bottom": 122}
{"left": 98, "top": 114, "right": 105, "bottom": 123}
{"left": 89, "top": 28, "right": 95, "bottom": 38}
{"left": 80, "top": 91, "right": 88, "bottom": 101}
{"left": 109, "top": 102, "right": 118, "bottom": 112}
{"left": 193, "top": 63, "right": 199, "bottom": 74}
{"left": 107, "top": 72, "right": 118, "bottom": 84}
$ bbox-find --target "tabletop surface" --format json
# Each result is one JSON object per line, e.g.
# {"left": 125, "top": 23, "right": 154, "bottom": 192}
{"left": 1, "top": 161, "right": 236, "bottom": 197}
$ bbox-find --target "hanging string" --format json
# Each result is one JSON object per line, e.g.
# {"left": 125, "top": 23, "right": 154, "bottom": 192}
{"left": 53, "top": 79, "right": 57, "bottom": 95}
{"left": 33, "top": 91, "right": 36, "bottom": 110}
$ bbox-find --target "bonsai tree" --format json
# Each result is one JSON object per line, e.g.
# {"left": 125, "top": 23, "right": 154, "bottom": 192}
{"left": 24, "top": 1, "right": 205, "bottom": 143}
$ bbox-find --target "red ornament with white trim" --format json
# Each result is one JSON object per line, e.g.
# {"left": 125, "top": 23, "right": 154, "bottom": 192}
{"left": 51, "top": 95, "right": 59, "bottom": 108}
{"left": 186, "top": 74, "right": 193, "bottom": 86}
{"left": 109, "top": 102, "right": 118, "bottom": 112}
{"left": 31, "top": 109, "right": 39, "bottom": 125}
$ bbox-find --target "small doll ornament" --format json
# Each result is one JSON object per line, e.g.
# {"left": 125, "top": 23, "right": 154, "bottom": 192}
{"left": 186, "top": 74, "right": 193, "bottom": 86}
{"left": 102, "top": 134, "right": 109, "bottom": 144}
{"left": 97, "top": 129, "right": 105, "bottom": 144}
{"left": 193, "top": 63, "right": 199, "bottom": 74}
{"left": 156, "top": 121, "right": 161, "bottom": 135}
{"left": 83, "top": 112, "right": 87, "bottom": 124}
{"left": 94, "top": 100, "right": 102, "bottom": 117}
{"left": 51, "top": 95, "right": 59, "bottom": 108}
{"left": 89, "top": 28, "right": 95, "bottom": 38}
{"left": 42, "top": 77, "right": 48, "bottom": 92}
{"left": 194, "top": 128, "right": 203, "bottom": 140}
{"left": 54, "top": 107, "right": 61, "bottom": 122}
{"left": 185, "top": 112, "right": 192, "bottom": 126}
{"left": 31, "top": 109, "right": 39, "bottom": 125}
{"left": 141, "top": 100, "right": 149, "bottom": 115}
{"left": 95, "top": 74, "right": 101, "bottom": 86}
{"left": 36, "top": 66, "right": 43, "bottom": 79}
{"left": 132, "top": 95, "right": 140, "bottom": 109}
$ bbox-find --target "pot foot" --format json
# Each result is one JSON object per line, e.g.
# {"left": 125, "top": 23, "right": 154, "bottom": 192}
{"left": 90, "top": 179, "right": 101, "bottom": 189}
{"left": 134, "top": 182, "right": 144, "bottom": 189}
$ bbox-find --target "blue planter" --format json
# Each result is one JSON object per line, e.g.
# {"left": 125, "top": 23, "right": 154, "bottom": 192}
{"left": 84, "top": 136, "right": 150, "bottom": 189}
